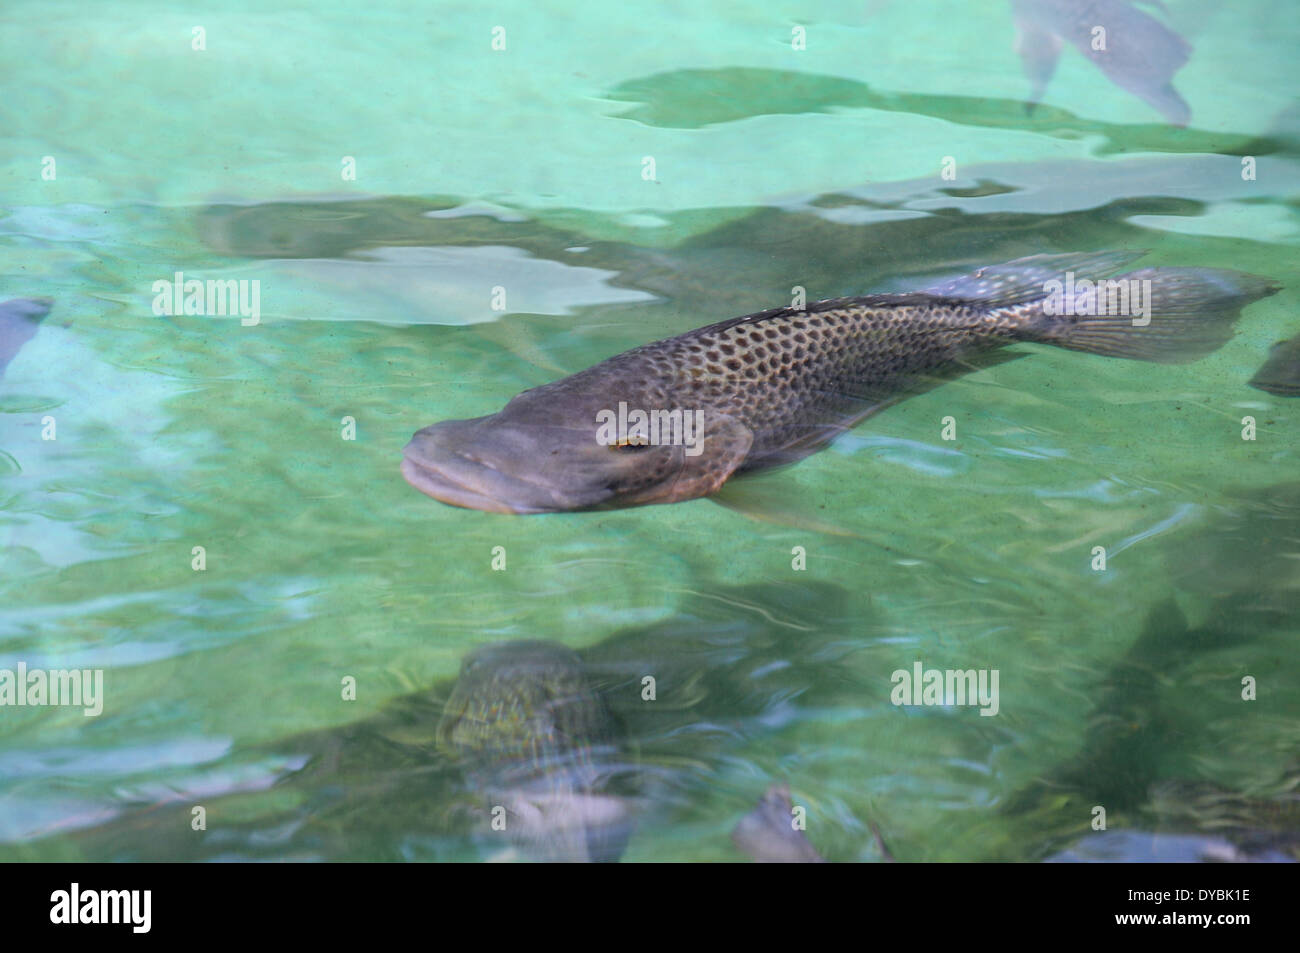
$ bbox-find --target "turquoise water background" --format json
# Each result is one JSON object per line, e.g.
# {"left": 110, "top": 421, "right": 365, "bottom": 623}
{"left": 0, "top": 0, "right": 1297, "bottom": 861}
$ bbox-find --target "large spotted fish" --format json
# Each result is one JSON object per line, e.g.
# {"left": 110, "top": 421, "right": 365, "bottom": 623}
{"left": 402, "top": 251, "right": 1276, "bottom": 514}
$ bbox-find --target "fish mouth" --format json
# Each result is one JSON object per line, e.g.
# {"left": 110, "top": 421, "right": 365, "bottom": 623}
{"left": 400, "top": 455, "right": 539, "bottom": 513}
{"left": 401, "top": 420, "right": 591, "bottom": 514}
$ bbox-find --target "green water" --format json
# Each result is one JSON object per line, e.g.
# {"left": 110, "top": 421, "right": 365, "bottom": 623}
{"left": 1, "top": 0, "right": 1297, "bottom": 862}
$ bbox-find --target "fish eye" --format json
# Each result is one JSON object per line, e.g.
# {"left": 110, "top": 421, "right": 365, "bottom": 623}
{"left": 609, "top": 434, "right": 652, "bottom": 451}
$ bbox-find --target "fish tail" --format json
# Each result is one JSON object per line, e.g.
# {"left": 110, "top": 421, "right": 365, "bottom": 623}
{"left": 924, "top": 251, "right": 1145, "bottom": 306}
{"left": 0, "top": 297, "right": 54, "bottom": 376}
{"left": 929, "top": 251, "right": 1278, "bottom": 363}
{"left": 1017, "top": 265, "right": 1279, "bottom": 364}
{"left": 1, "top": 297, "right": 54, "bottom": 322}
{"left": 1249, "top": 334, "right": 1300, "bottom": 397}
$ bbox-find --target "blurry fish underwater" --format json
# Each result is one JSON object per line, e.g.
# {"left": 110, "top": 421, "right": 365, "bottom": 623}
{"left": 732, "top": 784, "right": 828, "bottom": 863}
{"left": 1249, "top": 335, "right": 1300, "bottom": 396}
{"left": 1011, "top": 0, "right": 1193, "bottom": 124}
{"left": 403, "top": 251, "right": 1277, "bottom": 514}
{"left": 437, "top": 640, "right": 637, "bottom": 863}
{"left": 0, "top": 297, "right": 52, "bottom": 378}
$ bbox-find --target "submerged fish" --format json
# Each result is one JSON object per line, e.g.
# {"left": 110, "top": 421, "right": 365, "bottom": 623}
{"left": 1050, "top": 773, "right": 1300, "bottom": 863}
{"left": 1011, "top": 0, "right": 1192, "bottom": 125}
{"left": 0, "top": 297, "right": 52, "bottom": 378}
{"left": 403, "top": 251, "right": 1276, "bottom": 514}
{"left": 1249, "top": 335, "right": 1300, "bottom": 397}
{"left": 732, "top": 784, "right": 828, "bottom": 863}
{"left": 1048, "top": 830, "right": 1298, "bottom": 863}
{"left": 437, "top": 640, "right": 635, "bottom": 862}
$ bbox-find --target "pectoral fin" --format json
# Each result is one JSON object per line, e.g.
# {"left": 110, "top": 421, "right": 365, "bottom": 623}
{"left": 661, "top": 412, "right": 753, "bottom": 503}
{"left": 711, "top": 475, "right": 862, "bottom": 538}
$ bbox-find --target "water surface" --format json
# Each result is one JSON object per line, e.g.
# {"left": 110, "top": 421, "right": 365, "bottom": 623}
{"left": 1, "top": 0, "right": 1297, "bottom": 862}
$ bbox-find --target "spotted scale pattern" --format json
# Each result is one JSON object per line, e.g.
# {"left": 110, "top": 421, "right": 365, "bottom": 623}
{"left": 559, "top": 293, "right": 1029, "bottom": 470}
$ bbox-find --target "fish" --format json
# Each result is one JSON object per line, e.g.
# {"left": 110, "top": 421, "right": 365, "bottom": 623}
{"left": 1049, "top": 772, "right": 1300, "bottom": 863}
{"left": 731, "top": 784, "right": 828, "bottom": 863}
{"left": 1047, "top": 830, "right": 1299, "bottom": 863}
{"left": 1002, "top": 588, "right": 1300, "bottom": 861}
{"left": 39, "top": 582, "right": 867, "bottom": 862}
{"left": 732, "top": 784, "right": 897, "bottom": 863}
{"left": 1011, "top": 0, "right": 1192, "bottom": 125}
{"left": 402, "top": 250, "right": 1278, "bottom": 514}
{"left": 1249, "top": 335, "right": 1300, "bottom": 397}
{"left": 0, "top": 297, "right": 53, "bottom": 378}
{"left": 437, "top": 640, "right": 636, "bottom": 863}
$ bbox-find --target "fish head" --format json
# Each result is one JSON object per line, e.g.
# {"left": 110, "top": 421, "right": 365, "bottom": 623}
{"left": 402, "top": 383, "right": 754, "bottom": 513}
{"left": 437, "top": 639, "right": 623, "bottom": 792}
{"left": 438, "top": 640, "right": 597, "bottom": 754}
